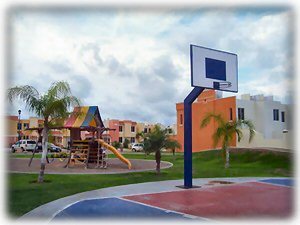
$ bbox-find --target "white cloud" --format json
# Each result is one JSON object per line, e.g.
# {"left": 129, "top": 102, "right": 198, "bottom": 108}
{"left": 7, "top": 8, "right": 293, "bottom": 125}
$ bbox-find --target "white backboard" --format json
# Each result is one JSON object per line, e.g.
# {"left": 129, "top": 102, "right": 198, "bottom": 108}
{"left": 190, "top": 45, "right": 238, "bottom": 93}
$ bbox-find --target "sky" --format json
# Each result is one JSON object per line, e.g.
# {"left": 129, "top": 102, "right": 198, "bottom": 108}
{"left": 6, "top": 7, "right": 293, "bottom": 126}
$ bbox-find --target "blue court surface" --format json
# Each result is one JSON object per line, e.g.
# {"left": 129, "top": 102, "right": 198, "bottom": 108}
{"left": 259, "top": 178, "right": 294, "bottom": 187}
{"left": 53, "top": 197, "right": 189, "bottom": 220}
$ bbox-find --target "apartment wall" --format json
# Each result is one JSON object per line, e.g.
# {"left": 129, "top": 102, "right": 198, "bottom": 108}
{"left": 108, "top": 119, "right": 120, "bottom": 143}
{"left": 119, "top": 120, "right": 137, "bottom": 143}
{"left": 236, "top": 95, "right": 292, "bottom": 149}
{"left": 176, "top": 90, "right": 236, "bottom": 152}
{"left": 6, "top": 116, "right": 18, "bottom": 136}
{"left": 6, "top": 116, "right": 18, "bottom": 146}
{"left": 5, "top": 116, "right": 70, "bottom": 147}
{"left": 237, "top": 129, "right": 293, "bottom": 150}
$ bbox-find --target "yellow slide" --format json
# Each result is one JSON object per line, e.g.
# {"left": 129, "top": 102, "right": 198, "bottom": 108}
{"left": 97, "top": 139, "right": 132, "bottom": 169}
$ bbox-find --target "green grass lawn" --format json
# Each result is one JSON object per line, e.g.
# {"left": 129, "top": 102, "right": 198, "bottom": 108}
{"left": 7, "top": 149, "right": 293, "bottom": 218}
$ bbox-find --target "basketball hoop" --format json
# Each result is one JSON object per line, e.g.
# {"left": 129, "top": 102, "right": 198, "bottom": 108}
{"left": 190, "top": 44, "right": 238, "bottom": 93}
{"left": 213, "top": 81, "right": 232, "bottom": 90}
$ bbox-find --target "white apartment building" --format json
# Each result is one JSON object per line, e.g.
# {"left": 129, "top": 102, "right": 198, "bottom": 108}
{"left": 236, "top": 94, "right": 293, "bottom": 149}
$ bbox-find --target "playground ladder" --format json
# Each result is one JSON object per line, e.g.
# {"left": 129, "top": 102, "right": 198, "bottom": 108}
{"left": 69, "top": 140, "right": 89, "bottom": 169}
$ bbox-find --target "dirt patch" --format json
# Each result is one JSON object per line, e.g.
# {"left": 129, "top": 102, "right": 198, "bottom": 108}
{"left": 205, "top": 180, "right": 235, "bottom": 186}
{"left": 7, "top": 158, "right": 173, "bottom": 174}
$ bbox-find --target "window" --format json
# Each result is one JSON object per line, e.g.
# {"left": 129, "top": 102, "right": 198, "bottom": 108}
{"left": 144, "top": 128, "right": 148, "bottom": 133}
{"left": 23, "top": 123, "right": 29, "bottom": 128}
{"left": 148, "top": 128, "right": 151, "bottom": 133}
{"left": 180, "top": 114, "right": 183, "bottom": 125}
{"left": 281, "top": 111, "right": 285, "bottom": 122}
{"left": 130, "top": 137, "right": 135, "bottom": 143}
{"left": 119, "top": 126, "right": 123, "bottom": 132}
{"left": 238, "top": 108, "right": 244, "bottom": 120}
{"left": 17, "top": 123, "right": 22, "bottom": 130}
{"left": 273, "top": 109, "right": 279, "bottom": 121}
{"left": 131, "top": 126, "right": 135, "bottom": 132}
{"left": 229, "top": 108, "right": 233, "bottom": 120}
{"left": 119, "top": 137, "right": 123, "bottom": 143}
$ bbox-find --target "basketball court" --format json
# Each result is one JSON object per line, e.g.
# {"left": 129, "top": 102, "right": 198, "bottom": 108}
{"left": 24, "top": 177, "right": 292, "bottom": 221}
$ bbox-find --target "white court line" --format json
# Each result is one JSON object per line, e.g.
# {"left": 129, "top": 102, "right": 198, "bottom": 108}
{"left": 118, "top": 197, "right": 213, "bottom": 221}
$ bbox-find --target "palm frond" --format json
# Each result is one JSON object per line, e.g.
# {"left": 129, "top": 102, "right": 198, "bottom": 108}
{"left": 164, "top": 139, "right": 181, "bottom": 150}
{"left": 7, "top": 85, "right": 42, "bottom": 115}
{"left": 200, "top": 112, "right": 225, "bottom": 128}
{"left": 8, "top": 81, "right": 81, "bottom": 127}
{"left": 239, "top": 119, "right": 255, "bottom": 143}
{"left": 7, "top": 85, "right": 39, "bottom": 102}
{"left": 136, "top": 131, "right": 144, "bottom": 139}
{"left": 235, "top": 128, "right": 243, "bottom": 142}
{"left": 48, "top": 81, "right": 72, "bottom": 98}
{"left": 212, "top": 127, "right": 224, "bottom": 147}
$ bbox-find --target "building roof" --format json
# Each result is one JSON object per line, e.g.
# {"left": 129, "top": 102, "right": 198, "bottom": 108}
{"left": 64, "top": 106, "right": 104, "bottom": 129}
{"left": 6, "top": 116, "right": 18, "bottom": 121}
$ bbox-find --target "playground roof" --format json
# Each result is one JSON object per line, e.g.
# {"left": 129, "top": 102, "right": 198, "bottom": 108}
{"left": 64, "top": 106, "right": 104, "bottom": 129}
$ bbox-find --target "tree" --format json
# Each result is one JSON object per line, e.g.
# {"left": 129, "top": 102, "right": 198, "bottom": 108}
{"left": 7, "top": 81, "right": 80, "bottom": 182}
{"left": 123, "top": 138, "right": 130, "bottom": 148}
{"left": 142, "top": 125, "right": 181, "bottom": 174}
{"left": 200, "top": 113, "right": 255, "bottom": 168}
{"left": 112, "top": 141, "right": 120, "bottom": 149}
{"left": 136, "top": 131, "right": 144, "bottom": 142}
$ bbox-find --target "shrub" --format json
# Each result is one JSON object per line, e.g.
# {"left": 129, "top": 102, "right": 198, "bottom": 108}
{"left": 112, "top": 141, "right": 121, "bottom": 149}
{"left": 123, "top": 138, "right": 130, "bottom": 148}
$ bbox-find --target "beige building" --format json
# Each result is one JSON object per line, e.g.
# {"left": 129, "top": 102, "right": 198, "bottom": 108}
{"left": 118, "top": 120, "right": 137, "bottom": 144}
{"left": 103, "top": 119, "right": 173, "bottom": 145}
{"left": 136, "top": 122, "right": 156, "bottom": 142}
{"left": 5, "top": 115, "right": 70, "bottom": 147}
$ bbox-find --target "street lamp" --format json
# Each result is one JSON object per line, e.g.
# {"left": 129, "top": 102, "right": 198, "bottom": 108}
{"left": 18, "top": 109, "right": 21, "bottom": 141}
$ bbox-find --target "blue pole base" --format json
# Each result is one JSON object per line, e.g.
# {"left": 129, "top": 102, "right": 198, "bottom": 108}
{"left": 176, "top": 185, "right": 201, "bottom": 189}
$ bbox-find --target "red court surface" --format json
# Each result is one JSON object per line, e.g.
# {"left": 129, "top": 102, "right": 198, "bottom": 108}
{"left": 123, "top": 182, "right": 293, "bottom": 219}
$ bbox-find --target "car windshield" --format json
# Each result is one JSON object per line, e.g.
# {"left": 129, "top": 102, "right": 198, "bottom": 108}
{"left": 27, "top": 141, "right": 36, "bottom": 144}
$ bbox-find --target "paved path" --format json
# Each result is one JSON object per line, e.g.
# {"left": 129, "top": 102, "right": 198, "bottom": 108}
{"left": 8, "top": 158, "right": 173, "bottom": 174}
{"left": 20, "top": 177, "right": 293, "bottom": 222}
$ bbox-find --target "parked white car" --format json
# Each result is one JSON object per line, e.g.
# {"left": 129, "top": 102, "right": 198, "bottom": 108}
{"left": 131, "top": 143, "right": 144, "bottom": 152}
{"left": 11, "top": 140, "right": 36, "bottom": 152}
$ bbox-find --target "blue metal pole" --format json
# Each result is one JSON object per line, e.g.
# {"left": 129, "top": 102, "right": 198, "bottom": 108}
{"left": 184, "top": 87, "right": 204, "bottom": 188}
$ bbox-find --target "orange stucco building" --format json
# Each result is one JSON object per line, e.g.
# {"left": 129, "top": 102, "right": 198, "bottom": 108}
{"left": 176, "top": 89, "right": 237, "bottom": 152}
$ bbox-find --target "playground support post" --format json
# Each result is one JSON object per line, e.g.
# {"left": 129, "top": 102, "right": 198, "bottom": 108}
{"left": 183, "top": 87, "right": 204, "bottom": 188}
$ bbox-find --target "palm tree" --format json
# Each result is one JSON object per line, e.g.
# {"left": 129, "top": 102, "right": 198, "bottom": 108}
{"left": 200, "top": 113, "right": 255, "bottom": 168}
{"left": 135, "top": 131, "right": 144, "bottom": 142}
{"left": 142, "top": 125, "right": 181, "bottom": 174}
{"left": 7, "top": 81, "right": 80, "bottom": 182}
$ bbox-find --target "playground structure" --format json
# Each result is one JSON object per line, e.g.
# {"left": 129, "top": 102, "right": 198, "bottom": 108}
{"left": 63, "top": 106, "right": 131, "bottom": 169}
{"left": 68, "top": 139, "right": 131, "bottom": 169}
{"left": 27, "top": 106, "right": 131, "bottom": 170}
